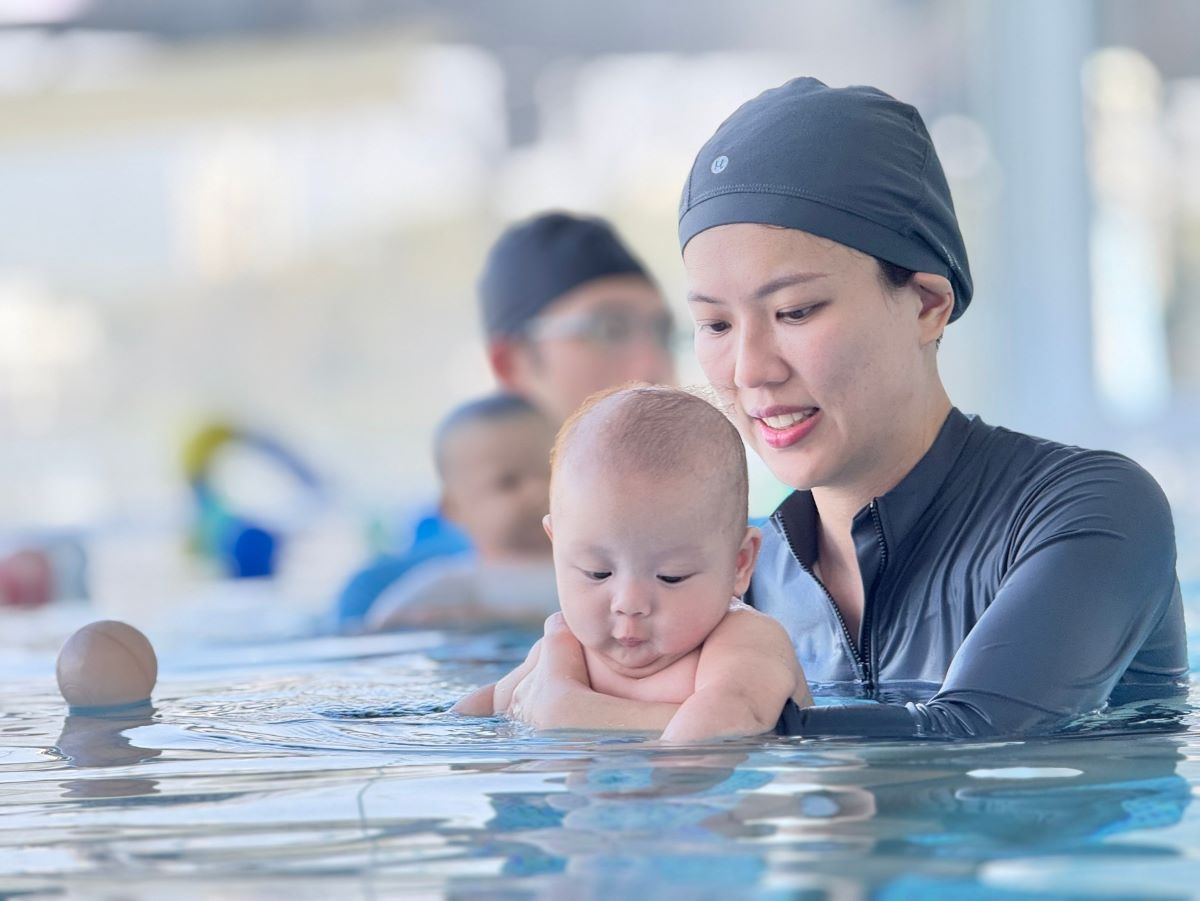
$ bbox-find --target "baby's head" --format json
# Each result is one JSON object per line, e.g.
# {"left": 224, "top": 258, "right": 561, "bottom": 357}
{"left": 435, "top": 393, "right": 556, "bottom": 561}
{"left": 545, "top": 385, "right": 760, "bottom": 678}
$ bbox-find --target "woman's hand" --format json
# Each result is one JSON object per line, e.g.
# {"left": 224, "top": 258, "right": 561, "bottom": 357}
{"left": 506, "top": 613, "right": 592, "bottom": 728}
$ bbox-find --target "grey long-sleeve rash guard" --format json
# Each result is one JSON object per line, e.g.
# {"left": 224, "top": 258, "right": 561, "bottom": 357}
{"left": 755, "top": 408, "right": 1189, "bottom": 739}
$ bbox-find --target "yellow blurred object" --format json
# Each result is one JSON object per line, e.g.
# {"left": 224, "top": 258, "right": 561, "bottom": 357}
{"left": 181, "top": 422, "right": 236, "bottom": 481}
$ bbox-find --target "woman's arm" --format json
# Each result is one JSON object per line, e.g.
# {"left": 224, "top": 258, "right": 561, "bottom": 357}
{"left": 915, "top": 456, "right": 1184, "bottom": 735}
{"left": 452, "top": 637, "right": 543, "bottom": 716}
{"left": 492, "top": 640, "right": 542, "bottom": 711}
{"left": 451, "top": 682, "right": 496, "bottom": 716}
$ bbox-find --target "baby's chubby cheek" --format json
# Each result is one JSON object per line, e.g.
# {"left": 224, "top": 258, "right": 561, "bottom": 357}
{"left": 555, "top": 604, "right": 596, "bottom": 644}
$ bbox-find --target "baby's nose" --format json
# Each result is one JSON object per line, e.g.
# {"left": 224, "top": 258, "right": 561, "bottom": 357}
{"left": 611, "top": 581, "right": 653, "bottom": 617}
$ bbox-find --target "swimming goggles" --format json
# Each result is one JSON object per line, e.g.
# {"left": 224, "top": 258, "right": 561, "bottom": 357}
{"left": 524, "top": 308, "right": 677, "bottom": 350}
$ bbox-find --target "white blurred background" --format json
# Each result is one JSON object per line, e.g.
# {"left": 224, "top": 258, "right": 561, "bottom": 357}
{"left": 1, "top": 0, "right": 1197, "bottom": 624}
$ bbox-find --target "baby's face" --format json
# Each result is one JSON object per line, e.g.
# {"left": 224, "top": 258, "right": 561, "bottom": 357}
{"left": 441, "top": 415, "right": 554, "bottom": 558}
{"left": 547, "top": 464, "right": 758, "bottom": 679}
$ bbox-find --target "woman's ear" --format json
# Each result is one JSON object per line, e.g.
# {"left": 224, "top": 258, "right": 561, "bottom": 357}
{"left": 910, "top": 272, "right": 954, "bottom": 347}
{"left": 733, "top": 526, "right": 762, "bottom": 597}
{"left": 542, "top": 514, "right": 554, "bottom": 541}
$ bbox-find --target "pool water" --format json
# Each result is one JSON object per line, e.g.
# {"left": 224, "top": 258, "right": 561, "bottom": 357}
{"left": 4, "top": 616, "right": 1200, "bottom": 898}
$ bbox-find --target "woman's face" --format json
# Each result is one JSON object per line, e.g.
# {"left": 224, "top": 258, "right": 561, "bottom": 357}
{"left": 684, "top": 223, "right": 929, "bottom": 495}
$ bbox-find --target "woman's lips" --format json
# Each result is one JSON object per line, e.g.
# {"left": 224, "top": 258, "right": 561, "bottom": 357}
{"left": 617, "top": 637, "right": 646, "bottom": 648}
{"left": 754, "top": 407, "right": 820, "bottom": 449}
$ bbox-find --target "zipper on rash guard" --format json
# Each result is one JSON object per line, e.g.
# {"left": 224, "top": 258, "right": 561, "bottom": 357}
{"left": 861, "top": 498, "right": 890, "bottom": 692}
{"left": 774, "top": 511, "right": 868, "bottom": 683}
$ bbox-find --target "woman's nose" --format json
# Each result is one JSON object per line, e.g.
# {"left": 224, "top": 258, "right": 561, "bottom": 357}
{"left": 733, "top": 319, "right": 789, "bottom": 389}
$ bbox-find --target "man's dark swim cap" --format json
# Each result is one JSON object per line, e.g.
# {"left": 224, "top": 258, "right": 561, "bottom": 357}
{"left": 480, "top": 211, "right": 653, "bottom": 338}
{"left": 678, "top": 77, "right": 974, "bottom": 321}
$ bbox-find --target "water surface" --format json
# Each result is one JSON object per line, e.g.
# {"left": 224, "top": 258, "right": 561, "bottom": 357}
{"left": 3, "top": 620, "right": 1200, "bottom": 898}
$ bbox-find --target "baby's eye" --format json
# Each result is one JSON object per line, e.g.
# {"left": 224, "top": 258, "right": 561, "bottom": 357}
{"left": 657, "top": 574, "right": 691, "bottom": 585}
{"left": 583, "top": 570, "right": 612, "bottom": 581}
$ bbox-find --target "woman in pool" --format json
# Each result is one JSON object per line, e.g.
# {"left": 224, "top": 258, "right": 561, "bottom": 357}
{"left": 502, "top": 77, "right": 1188, "bottom": 739}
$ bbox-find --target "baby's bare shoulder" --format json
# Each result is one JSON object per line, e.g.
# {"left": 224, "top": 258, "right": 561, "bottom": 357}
{"left": 696, "top": 605, "right": 799, "bottom": 688}
{"left": 708, "top": 603, "right": 790, "bottom": 644}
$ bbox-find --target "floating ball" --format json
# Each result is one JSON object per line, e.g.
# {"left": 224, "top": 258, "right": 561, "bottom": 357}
{"left": 56, "top": 621, "right": 157, "bottom": 709}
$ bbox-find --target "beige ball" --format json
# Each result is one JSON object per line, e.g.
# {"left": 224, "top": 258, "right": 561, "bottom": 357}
{"left": 56, "top": 620, "right": 157, "bottom": 709}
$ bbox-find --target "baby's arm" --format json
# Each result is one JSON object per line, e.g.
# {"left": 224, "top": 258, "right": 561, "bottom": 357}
{"left": 451, "top": 640, "right": 543, "bottom": 716}
{"left": 659, "top": 607, "right": 811, "bottom": 743}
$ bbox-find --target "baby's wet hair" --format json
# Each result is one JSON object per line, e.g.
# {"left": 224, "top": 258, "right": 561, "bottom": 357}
{"left": 551, "top": 384, "right": 749, "bottom": 539}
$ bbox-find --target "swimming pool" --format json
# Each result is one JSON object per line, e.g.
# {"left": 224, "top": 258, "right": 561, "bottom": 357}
{"left": 3, "top": 598, "right": 1200, "bottom": 898}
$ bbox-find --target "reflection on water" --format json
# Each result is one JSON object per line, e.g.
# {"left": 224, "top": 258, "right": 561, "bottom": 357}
{"left": 54, "top": 705, "right": 160, "bottom": 766}
{"left": 1, "top": 628, "right": 1198, "bottom": 897}
{"left": 53, "top": 705, "right": 161, "bottom": 800}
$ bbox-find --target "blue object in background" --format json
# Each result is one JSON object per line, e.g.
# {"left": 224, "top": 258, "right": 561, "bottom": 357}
{"left": 184, "top": 422, "right": 322, "bottom": 580}
{"left": 225, "top": 522, "right": 277, "bottom": 579}
{"left": 334, "top": 507, "right": 472, "bottom": 626}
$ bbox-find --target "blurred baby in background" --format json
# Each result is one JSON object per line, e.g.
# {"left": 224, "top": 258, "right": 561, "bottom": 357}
{"left": 366, "top": 394, "right": 558, "bottom": 630}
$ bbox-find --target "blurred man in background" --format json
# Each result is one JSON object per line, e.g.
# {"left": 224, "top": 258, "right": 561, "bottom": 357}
{"left": 479, "top": 211, "right": 675, "bottom": 423}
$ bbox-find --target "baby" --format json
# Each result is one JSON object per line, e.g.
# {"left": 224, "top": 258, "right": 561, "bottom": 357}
{"left": 454, "top": 385, "right": 812, "bottom": 742}
{"left": 367, "top": 393, "right": 559, "bottom": 630}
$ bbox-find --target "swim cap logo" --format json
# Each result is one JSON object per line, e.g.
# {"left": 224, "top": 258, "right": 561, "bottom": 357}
{"left": 710, "top": 155, "right": 729, "bottom": 174}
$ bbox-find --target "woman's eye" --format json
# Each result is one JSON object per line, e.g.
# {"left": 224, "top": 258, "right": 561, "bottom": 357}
{"left": 697, "top": 321, "right": 731, "bottom": 335}
{"left": 584, "top": 570, "right": 612, "bottom": 581}
{"left": 779, "top": 305, "right": 819, "bottom": 323}
{"left": 658, "top": 574, "right": 690, "bottom": 585}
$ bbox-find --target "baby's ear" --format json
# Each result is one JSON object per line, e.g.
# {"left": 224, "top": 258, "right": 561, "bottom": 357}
{"left": 542, "top": 514, "right": 554, "bottom": 541}
{"left": 733, "top": 526, "right": 761, "bottom": 597}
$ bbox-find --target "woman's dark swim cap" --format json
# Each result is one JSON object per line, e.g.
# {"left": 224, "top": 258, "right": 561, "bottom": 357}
{"left": 678, "top": 77, "right": 973, "bottom": 321}
{"left": 480, "top": 211, "right": 652, "bottom": 338}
